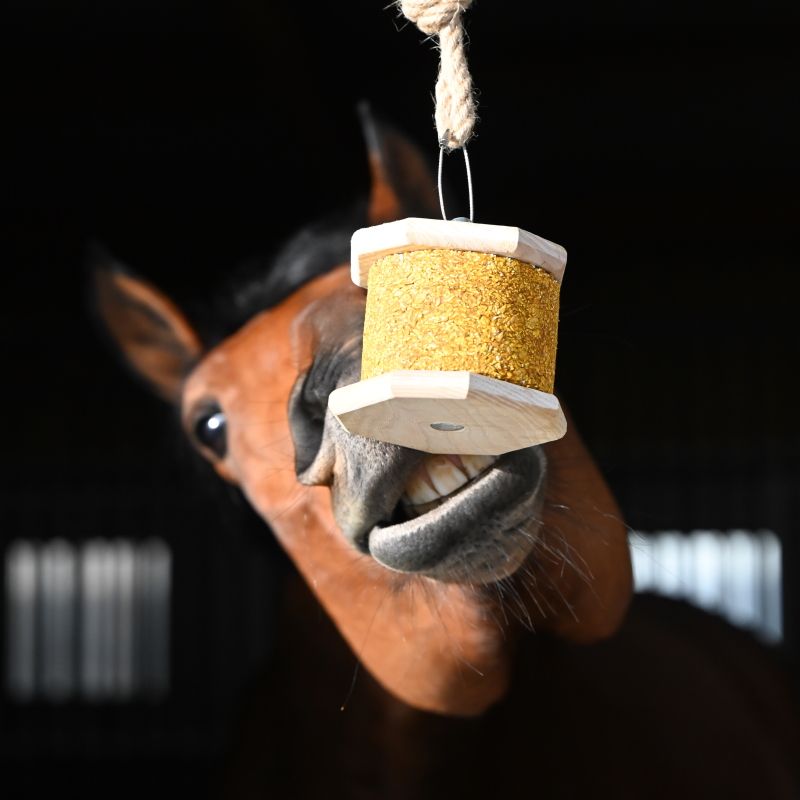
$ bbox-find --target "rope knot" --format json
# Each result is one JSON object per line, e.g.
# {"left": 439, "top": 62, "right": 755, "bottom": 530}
{"left": 399, "top": 0, "right": 473, "bottom": 37}
{"left": 398, "top": 0, "right": 477, "bottom": 151}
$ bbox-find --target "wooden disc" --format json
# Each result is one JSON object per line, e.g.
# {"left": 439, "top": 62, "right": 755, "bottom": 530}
{"left": 328, "top": 371, "right": 567, "bottom": 455}
{"left": 350, "top": 217, "right": 567, "bottom": 289}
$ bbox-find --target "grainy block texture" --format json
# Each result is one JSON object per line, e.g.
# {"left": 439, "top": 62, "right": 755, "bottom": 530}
{"left": 360, "top": 249, "right": 560, "bottom": 393}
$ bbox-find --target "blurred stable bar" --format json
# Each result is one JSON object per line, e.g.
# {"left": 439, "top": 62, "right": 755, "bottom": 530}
{"left": 5, "top": 538, "right": 171, "bottom": 702}
{"left": 5, "top": 529, "right": 786, "bottom": 706}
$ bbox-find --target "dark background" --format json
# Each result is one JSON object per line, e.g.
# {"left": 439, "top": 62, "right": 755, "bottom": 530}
{"left": 1, "top": 0, "right": 799, "bottom": 797}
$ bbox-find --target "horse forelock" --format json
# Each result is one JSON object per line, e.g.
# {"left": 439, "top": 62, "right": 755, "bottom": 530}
{"left": 200, "top": 201, "right": 366, "bottom": 347}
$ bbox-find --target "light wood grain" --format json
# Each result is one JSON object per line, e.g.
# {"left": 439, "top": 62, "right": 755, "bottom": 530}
{"left": 328, "top": 370, "right": 567, "bottom": 455}
{"left": 350, "top": 218, "right": 567, "bottom": 288}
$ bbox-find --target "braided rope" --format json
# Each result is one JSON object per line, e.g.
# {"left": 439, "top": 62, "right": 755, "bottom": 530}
{"left": 398, "top": 0, "right": 476, "bottom": 151}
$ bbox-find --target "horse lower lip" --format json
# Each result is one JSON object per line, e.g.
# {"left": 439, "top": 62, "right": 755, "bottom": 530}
{"left": 367, "top": 448, "right": 542, "bottom": 577}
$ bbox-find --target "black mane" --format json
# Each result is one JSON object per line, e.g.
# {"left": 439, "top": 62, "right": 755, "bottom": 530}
{"left": 200, "top": 199, "right": 367, "bottom": 346}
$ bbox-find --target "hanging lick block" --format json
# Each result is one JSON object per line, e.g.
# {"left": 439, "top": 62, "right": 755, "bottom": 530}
{"left": 361, "top": 250, "right": 559, "bottom": 391}
{"left": 328, "top": 218, "right": 568, "bottom": 455}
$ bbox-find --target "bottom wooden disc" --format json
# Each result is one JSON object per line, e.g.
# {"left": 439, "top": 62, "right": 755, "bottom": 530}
{"left": 328, "top": 370, "right": 567, "bottom": 455}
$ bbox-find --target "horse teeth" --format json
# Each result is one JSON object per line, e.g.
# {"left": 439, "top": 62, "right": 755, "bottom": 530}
{"left": 460, "top": 454, "right": 498, "bottom": 479}
{"left": 402, "top": 454, "right": 499, "bottom": 508}
{"left": 425, "top": 455, "right": 470, "bottom": 497}
{"left": 403, "top": 471, "right": 440, "bottom": 506}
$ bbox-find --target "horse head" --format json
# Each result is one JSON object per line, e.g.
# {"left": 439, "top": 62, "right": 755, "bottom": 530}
{"left": 95, "top": 110, "right": 633, "bottom": 716}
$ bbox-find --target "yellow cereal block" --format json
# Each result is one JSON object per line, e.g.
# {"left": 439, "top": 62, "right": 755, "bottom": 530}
{"left": 360, "top": 249, "right": 560, "bottom": 393}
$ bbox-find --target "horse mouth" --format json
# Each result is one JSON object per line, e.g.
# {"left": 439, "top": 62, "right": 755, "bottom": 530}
{"left": 401, "top": 454, "right": 499, "bottom": 517}
{"left": 366, "top": 447, "right": 546, "bottom": 583}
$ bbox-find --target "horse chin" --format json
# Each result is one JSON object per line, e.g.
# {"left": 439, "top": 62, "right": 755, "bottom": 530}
{"left": 365, "top": 447, "right": 547, "bottom": 585}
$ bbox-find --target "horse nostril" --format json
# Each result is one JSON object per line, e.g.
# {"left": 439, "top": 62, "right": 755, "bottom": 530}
{"left": 288, "top": 374, "right": 326, "bottom": 479}
{"left": 293, "top": 424, "right": 324, "bottom": 479}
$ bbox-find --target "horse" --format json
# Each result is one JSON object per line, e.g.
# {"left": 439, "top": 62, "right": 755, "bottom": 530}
{"left": 95, "top": 110, "right": 800, "bottom": 798}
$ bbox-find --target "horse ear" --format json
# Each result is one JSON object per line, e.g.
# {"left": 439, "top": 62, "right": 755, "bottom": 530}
{"left": 358, "top": 102, "right": 440, "bottom": 224}
{"left": 92, "top": 249, "right": 203, "bottom": 404}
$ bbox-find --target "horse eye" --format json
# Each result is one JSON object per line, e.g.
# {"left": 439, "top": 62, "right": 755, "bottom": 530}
{"left": 192, "top": 405, "right": 228, "bottom": 458}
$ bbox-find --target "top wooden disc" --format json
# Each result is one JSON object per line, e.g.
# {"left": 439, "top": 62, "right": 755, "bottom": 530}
{"left": 350, "top": 217, "right": 567, "bottom": 288}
